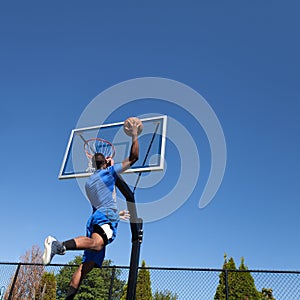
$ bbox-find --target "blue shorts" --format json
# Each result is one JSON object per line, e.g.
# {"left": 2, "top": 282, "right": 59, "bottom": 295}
{"left": 82, "top": 208, "right": 119, "bottom": 267}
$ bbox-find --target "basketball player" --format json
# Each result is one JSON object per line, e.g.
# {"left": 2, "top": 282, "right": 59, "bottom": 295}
{"left": 42, "top": 118, "right": 141, "bottom": 299}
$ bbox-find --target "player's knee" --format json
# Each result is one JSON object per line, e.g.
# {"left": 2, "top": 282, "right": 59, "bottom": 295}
{"left": 93, "top": 224, "right": 113, "bottom": 247}
{"left": 90, "top": 237, "right": 104, "bottom": 251}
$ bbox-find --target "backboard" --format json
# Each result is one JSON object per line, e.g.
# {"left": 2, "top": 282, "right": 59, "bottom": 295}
{"left": 58, "top": 115, "right": 167, "bottom": 179}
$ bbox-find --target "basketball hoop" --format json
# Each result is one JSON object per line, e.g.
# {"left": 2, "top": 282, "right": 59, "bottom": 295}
{"left": 83, "top": 137, "right": 116, "bottom": 173}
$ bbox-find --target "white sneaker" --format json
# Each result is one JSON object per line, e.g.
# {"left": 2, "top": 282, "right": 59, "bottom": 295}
{"left": 42, "top": 236, "right": 66, "bottom": 265}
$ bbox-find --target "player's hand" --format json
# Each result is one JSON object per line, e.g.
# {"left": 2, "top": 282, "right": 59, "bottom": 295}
{"left": 106, "top": 157, "right": 114, "bottom": 166}
{"left": 119, "top": 210, "right": 130, "bottom": 221}
{"left": 124, "top": 118, "right": 140, "bottom": 137}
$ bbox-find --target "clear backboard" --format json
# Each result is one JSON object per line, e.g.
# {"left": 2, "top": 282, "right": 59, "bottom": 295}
{"left": 58, "top": 115, "right": 167, "bottom": 179}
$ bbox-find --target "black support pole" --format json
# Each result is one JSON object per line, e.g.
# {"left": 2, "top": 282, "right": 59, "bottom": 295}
{"left": 116, "top": 175, "right": 143, "bottom": 300}
{"left": 108, "top": 266, "right": 116, "bottom": 300}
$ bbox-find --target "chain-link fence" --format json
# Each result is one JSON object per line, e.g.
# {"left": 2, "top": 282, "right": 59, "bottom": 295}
{"left": 0, "top": 262, "right": 299, "bottom": 299}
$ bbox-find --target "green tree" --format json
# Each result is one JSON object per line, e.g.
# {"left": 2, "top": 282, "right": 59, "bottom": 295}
{"left": 136, "top": 260, "right": 152, "bottom": 300}
{"left": 261, "top": 288, "right": 275, "bottom": 299}
{"left": 153, "top": 290, "right": 178, "bottom": 300}
{"left": 215, "top": 255, "right": 277, "bottom": 300}
{"left": 215, "top": 254, "right": 238, "bottom": 300}
{"left": 235, "top": 257, "right": 261, "bottom": 299}
{"left": 36, "top": 272, "right": 56, "bottom": 300}
{"left": 56, "top": 256, "right": 125, "bottom": 300}
{"left": 120, "top": 283, "right": 128, "bottom": 300}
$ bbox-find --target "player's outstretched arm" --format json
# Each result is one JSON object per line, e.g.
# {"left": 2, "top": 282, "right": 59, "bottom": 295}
{"left": 122, "top": 133, "right": 139, "bottom": 171}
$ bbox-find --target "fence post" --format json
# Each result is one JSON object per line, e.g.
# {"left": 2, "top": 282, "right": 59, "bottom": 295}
{"left": 108, "top": 266, "right": 116, "bottom": 300}
{"left": 224, "top": 269, "right": 229, "bottom": 300}
{"left": 8, "top": 263, "right": 21, "bottom": 300}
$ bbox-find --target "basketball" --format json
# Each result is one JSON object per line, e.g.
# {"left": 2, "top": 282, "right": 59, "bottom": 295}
{"left": 123, "top": 117, "right": 143, "bottom": 136}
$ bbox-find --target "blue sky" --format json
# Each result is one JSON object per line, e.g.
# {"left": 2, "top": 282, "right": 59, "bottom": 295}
{"left": 1, "top": 1, "right": 300, "bottom": 272}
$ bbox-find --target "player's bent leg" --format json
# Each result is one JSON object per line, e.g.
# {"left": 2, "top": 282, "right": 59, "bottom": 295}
{"left": 70, "top": 222, "right": 114, "bottom": 252}
{"left": 93, "top": 223, "right": 113, "bottom": 246}
{"left": 66, "top": 261, "right": 95, "bottom": 299}
{"left": 71, "top": 234, "right": 104, "bottom": 251}
{"left": 90, "top": 231, "right": 106, "bottom": 251}
{"left": 70, "top": 261, "right": 95, "bottom": 288}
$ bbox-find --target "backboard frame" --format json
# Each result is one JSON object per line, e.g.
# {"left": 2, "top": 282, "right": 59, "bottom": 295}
{"left": 58, "top": 115, "right": 167, "bottom": 179}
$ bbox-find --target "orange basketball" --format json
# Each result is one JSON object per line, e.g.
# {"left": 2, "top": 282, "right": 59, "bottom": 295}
{"left": 123, "top": 117, "right": 143, "bottom": 136}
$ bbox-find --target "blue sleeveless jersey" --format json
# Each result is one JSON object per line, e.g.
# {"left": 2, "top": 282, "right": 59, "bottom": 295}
{"left": 85, "top": 163, "right": 122, "bottom": 211}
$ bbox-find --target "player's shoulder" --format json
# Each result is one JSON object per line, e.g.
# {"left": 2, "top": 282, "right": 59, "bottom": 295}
{"left": 108, "top": 163, "right": 122, "bottom": 174}
{"left": 87, "top": 169, "right": 101, "bottom": 181}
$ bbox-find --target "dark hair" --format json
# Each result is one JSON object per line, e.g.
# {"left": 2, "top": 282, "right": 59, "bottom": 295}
{"left": 93, "top": 153, "right": 106, "bottom": 169}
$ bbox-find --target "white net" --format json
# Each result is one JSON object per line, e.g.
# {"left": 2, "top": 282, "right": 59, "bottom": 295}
{"left": 86, "top": 157, "right": 96, "bottom": 173}
{"left": 84, "top": 138, "right": 115, "bottom": 173}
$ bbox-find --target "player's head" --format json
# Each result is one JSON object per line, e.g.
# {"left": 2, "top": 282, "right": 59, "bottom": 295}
{"left": 93, "top": 153, "right": 106, "bottom": 170}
